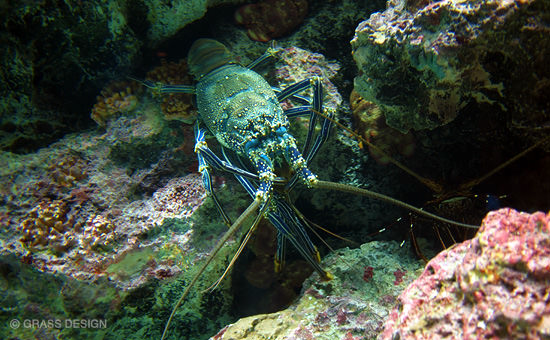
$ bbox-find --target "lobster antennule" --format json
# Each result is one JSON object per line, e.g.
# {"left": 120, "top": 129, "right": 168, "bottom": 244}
{"left": 188, "top": 39, "right": 236, "bottom": 79}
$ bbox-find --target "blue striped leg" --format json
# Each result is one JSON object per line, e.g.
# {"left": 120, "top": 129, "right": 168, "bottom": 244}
{"left": 131, "top": 77, "right": 196, "bottom": 95}
{"left": 275, "top": 77, "right": 330, "bottom": 164}
{"left": 275, "top": 232, "right": 286, "bottom": 273}
{"left": 246, "top": 40, "right": 280, "bottom": 70}
{"left": 246, "top": 42, "right": 281, "bottom": 70}
{"left": 278, "top": 78, "right": 333, "bottom": 191}
{"left": 277, "top": 78, "right": 319, "bottom": 158}
{"left": 281, "top": 77, "right": 328, "bottom": 163}
{"left": 194, "top": 125, "right": 232, "bottom": 226}
{"left": 194, "top": 126, "right": 286, "bottom": 184}
{"left": 268, "top": 198, "right": 326, "bottom": 276}
{"left": 225, "top": 152, "right": 328, "bottom": 278}
{"left": 194, "top": 124, "right": 285, "bottom": 224}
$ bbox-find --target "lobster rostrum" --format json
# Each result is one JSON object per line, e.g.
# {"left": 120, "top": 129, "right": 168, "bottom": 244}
{"left": 138, "top": 39, "right": 478, "bottom": 340}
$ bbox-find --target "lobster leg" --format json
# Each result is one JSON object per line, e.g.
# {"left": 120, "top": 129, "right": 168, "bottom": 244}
{"left": 194, "top": 124, "right": 286, "bottom": 184}
{"left": 224, "top": 150, "right": 330, "bottom": 279}
{"left": 132, "top": 78, "right": 196, "bottom": 95}
{"left": 276, "top": 78, "right": 312, "bottom": 101}
{"left": 277, "top": 77, "right": 324, "bottom": 160}
{"left": 246, "top": 42, "right": 280, "bottom": 70}
{"left": 274, "top": 77, "right": 332, "bottom": 190}
{"left": 268, "top": 198, "right": 329, "bottom": 278}
{"left": 194, "top": 124, "right": 232, "bottom": 226}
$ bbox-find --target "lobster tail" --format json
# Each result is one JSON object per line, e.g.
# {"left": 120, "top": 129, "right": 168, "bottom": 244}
{"left": 188, "top": 39, "right": 236, "bottom": 79}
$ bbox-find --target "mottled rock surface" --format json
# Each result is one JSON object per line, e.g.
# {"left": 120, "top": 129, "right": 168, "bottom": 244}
{"left": 0, "top": 0, "right": 245, "bottom": 153}
{"left": 379, "top": 208, "right": 550, "bottom": 339}
{"left": 351, "top": 0, "right": 550, "bottom": 136}
{"left": 210, "top": 241, "right": 424, "bottom": 340}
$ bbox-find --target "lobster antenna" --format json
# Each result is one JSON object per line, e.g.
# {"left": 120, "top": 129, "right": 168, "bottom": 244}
{"left": 312, "top": 109, "right": 550, "bottom": 198}
{"left": 161, "top": 198, "right": 261, "bottom": 340}
{"left": 311, "top": 108, "right": 443, "bottom": 193}
{"left": 313, "top": 180, "right": 480, "bottom": 229}
{"left": 204, "top": 200, "right": 269, "bottom": 292}
{"left": 288, "top": 201, "right": 359, "bottom": 246}
{"left": 457, "top": 135, "right": 550, "bottom": 191}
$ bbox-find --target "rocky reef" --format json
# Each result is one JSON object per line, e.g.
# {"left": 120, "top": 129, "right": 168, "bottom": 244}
{"left": 208, "top": 208, "right": 550, "bottom": 340}
{"left": 1, "top": 0, "right": 549, "bottom": 339}
{"left": 0, "top": 33, "right": 362, "bottom": 339}
{"left": 0, "top": 107, "right": 251, "bottom": 339}
{"left": 351, "top": 0, "right": 550, "bottom": 138}
{"left": 210, "top": 240, "right": 424, "bottom": 340}
{"left": 379, "top": 208, "right": 550, "bottom": 339}
{"left": 0, "top": 0, "right": 246, "bottom": 153}
{"left": 234, "top": 0, "right": 308, "bottom": 42}
{"left": 1, "top": 0, "right": 141, "bottom": 152}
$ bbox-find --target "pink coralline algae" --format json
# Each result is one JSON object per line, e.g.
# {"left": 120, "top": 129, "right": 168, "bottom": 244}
{"left": 392, "top": 269, "right": 406, "bottom": 285}
{"left": 234, "top": 0, "right": 308, "bottom": 42}
{"left": 363, "top": 266, "right": 374, "bottom": 282}
{"left": 379, "top": 208, "right": 550, "bottom": 339}
{"left": 151, "top": 174, "right": 206, "bottom": 219}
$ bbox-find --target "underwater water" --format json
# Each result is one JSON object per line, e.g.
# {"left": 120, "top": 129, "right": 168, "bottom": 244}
{"left": 1, "top": 1, "right": 549, "bottom": 339}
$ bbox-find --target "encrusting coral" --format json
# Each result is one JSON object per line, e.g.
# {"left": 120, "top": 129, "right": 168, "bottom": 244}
{"left": 91, "top": 80, "right": 142, "bottom": 126}
{"left": 47, "top": 153, "right": 89, "bottom": 187}
{"left": 18, "top": 201, "right": 117, "bottom": 254}
{"left": 145, "top": 59, "right": 197, "bottom": 123}
{"left": 91, "top": 59, "right": 197, "bottom": 126}
{"left": 82, "top": 215, "right": 117, "bottom": 251}
{"left": 19, "top": 199, "right": 80, "bottom": 254}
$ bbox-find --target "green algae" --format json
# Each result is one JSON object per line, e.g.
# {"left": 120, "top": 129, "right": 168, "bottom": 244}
{"left": 106, "top": 247, "right": 157, "bottom": 279}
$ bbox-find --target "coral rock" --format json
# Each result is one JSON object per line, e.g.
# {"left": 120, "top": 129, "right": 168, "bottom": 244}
{"left": 151, "top": 173, "right": 207, "bottom": 220}
{"left": 350, "top": 90, "right": 415, "bottom": 164}
{"left": 212, "top": 241, "right": 424, "bottom": 340}
{"left": 235, "top": 0, "right": 308, "bottom": 42}
{"left": 1, "top": 1, "right": 141, "bottom": 152}
{"left": 144, "top": 0, "right": 245, "bottom": 42}
{"left": 47, "top": 153, "right": 89, "bottom": 187}
{"left": 146, "top": 59, "right": 197, "bottom": 123}
{"left": 19, "top": 199, "right": 80, "bottom": 253}
{"left": 379, "top": 208, "right": 550, "bottom": 339}
{"left": 91, "top": 80, "right": 142, "bottom": 126}
{"left": 351, "top": 0, "right": 549, "bottom": 134}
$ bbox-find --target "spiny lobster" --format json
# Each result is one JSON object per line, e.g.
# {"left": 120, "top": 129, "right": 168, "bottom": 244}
{"left": 136, "top": 39, "right": 478, "bottom": 339}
